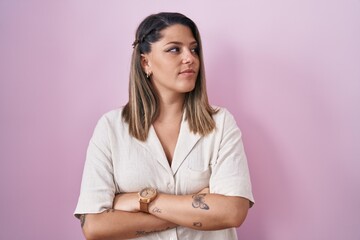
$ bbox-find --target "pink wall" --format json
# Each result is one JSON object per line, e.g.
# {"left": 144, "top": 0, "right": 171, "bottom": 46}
{"left": 1, "top": 1, "right": 359, "bottom": 239}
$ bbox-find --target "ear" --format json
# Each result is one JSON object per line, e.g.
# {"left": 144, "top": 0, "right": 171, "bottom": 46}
{"left": 140, "top": 54, "right": 151, "bottom": 73}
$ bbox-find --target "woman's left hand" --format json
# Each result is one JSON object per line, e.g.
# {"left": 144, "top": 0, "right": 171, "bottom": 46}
{"left": 113, "top": 193, "right": 139, "bottom": 212}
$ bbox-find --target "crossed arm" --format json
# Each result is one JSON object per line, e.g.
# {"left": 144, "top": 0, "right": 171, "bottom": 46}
{"left": 80, "top": 188, "right": 250, "bottom": 240}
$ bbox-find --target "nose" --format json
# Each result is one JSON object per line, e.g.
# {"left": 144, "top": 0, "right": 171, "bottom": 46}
{"left": 182, "top": 48, "right": 195, "bottom": 64}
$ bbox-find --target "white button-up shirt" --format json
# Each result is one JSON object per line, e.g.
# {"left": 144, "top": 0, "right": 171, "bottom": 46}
{"left": 75, "top": 107, "right": 254, "bottom": 240}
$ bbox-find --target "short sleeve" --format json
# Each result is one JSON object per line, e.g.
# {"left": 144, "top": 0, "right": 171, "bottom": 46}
{"left": 74, "top": 115, "right": 116, "bottom": 218}
{"left": 210, "top": 109, "right": 255, "bottom": 207}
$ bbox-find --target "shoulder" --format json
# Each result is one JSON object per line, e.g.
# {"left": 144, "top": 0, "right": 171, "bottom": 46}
{"left": 211, "top": 106, "right": 242, "bottom": 134}
{"left": 96, "top": 107, "right": 125, "bottom": 124}
{"left": 90, "top": 107, "right": 129, "bottom": 142}
{"left": 93, "top": 107, "right": 126, "bottom": 132}
{"left": 212, "top": 106, "right": 236, "bottom": 123}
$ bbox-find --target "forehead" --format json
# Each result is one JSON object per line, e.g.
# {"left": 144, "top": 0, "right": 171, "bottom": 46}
{"left": 158, "top": 24, "right": 196, "bottom": 43}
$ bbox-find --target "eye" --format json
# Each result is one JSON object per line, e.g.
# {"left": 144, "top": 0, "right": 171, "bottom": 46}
{"left": 167, "top": 47, "right": 180, "bottom": 53}
{"left": 191, "top": 46, "right": 199, "bottom": 54}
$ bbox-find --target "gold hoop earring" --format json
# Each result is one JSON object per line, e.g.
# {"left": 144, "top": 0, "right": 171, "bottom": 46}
{"left": 146, "top": 72, "right": 151, "bottom": 79}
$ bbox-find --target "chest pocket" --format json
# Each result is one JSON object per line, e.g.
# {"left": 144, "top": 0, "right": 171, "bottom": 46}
{"left": 186, "top": 140, "right": 211, "bottom": 171}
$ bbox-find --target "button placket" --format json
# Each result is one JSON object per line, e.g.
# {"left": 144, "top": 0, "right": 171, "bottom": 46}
{"left": 167, "top": 176, "right": 175, "bottom": 194}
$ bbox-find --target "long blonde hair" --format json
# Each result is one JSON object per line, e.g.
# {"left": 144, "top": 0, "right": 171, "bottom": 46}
{"left": 122, "top": 12, "right": 217, "bottom": 141}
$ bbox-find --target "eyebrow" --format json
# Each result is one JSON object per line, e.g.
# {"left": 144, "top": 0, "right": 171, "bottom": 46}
{"left": 163, "top": 41, "right": 198, "bottom": 47}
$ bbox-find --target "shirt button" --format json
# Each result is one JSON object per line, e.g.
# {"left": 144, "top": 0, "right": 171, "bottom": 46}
{"left": 167, "top": 183, "right": 173, "bottom": 189}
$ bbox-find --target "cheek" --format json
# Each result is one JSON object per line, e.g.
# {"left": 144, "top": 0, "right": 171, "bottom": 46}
{"left": 152, "top": 59, "right": 171, "bottom": 72}
{"left": 155, "top": 67, "right": 174, "bottom": 79}
{"left": 154, "top": 62, "right": 177, "bottom": 76}
{"left": 194, "top": 58, "right": 200, "bottom": 68}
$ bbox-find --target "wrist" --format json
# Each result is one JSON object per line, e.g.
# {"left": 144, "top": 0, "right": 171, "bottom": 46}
{"left": 148, "top": 194, "right": 159, "bottom": 214}
{"left": 113, "top": 193, "right": 139, "bottom": 212}
{"left": 138, "top": 187, "right": 158, "bottom": 213}
{"left": 132, "top": 193, "right": 140, "bottom": 212}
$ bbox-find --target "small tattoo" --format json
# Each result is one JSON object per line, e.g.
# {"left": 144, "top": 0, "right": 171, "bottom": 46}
{"left": 152, "top": 207, "right": 162, "bottom": 213}
{"left": 79, "top": 214, "right": 86, "bottom": 228}
{"left": 135, "top": 231, "right": 148, "bottom": 236}
{"left": 193, "top": 222, "right": 202, "bottom": 227}
{"left": 192, "top": 193, "right": 210, "bottom": 210}
{"left": 135, "top": 227, "right": 171, "bottom": 236}
{"left": 105, "top": 208, "right": 115, "bottom": 213}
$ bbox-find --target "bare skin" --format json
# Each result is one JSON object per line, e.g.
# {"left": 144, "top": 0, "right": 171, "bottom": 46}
{"left": 80, "top": 210, "right": 177, "bottom": 240}
{"left": 113, "top": 188, "right": 249, "bottom": 231}
{"left": 152, "top": 102, "right": 183, "bottom": 165}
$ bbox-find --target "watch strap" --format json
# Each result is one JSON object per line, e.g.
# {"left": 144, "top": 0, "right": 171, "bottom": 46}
{"left": 139, "top": 200, "right": 149, "bottom": 213}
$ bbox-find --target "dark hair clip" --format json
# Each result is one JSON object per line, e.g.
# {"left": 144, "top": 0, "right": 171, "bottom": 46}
{"left": 132, "top": 39, "right": 140, "bottom": 48}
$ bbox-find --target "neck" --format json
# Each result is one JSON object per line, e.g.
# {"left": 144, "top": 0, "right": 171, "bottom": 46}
{"left": 155, "top": 93, "right": 185, "bottom": 123}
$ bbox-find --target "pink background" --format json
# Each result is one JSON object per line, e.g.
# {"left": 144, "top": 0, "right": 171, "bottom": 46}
{"left": 1, "top": 1, "right": 359, "bottom": 239}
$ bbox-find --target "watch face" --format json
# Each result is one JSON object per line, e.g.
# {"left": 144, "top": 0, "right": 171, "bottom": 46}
{"left": 140, "top": 187, "right": 157, "bottom": 198}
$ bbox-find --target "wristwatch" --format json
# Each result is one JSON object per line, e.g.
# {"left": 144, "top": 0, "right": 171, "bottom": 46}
{"left": 138, "top": 187, "right": 158, "bottom": 213}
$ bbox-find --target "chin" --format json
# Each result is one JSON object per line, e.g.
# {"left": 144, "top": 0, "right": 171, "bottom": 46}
{"left": 178, "top": 82, "right": 196, "bottom": 93}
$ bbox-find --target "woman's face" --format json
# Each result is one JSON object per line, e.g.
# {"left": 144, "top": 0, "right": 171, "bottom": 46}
{"left": 142, "top": 24, "right": 200, "bottom": 98}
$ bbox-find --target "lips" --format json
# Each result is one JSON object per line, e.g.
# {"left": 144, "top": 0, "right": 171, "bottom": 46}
{"left": 179, "top": 69, "right": 195, "bottom": 74}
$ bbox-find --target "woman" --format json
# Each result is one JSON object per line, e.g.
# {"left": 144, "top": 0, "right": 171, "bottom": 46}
{"left": 75, "top": 12, "right": 254, "bottom": 240}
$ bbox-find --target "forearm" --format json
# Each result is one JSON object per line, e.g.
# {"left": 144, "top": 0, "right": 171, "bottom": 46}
{"left": 81, "top": 209, "right": 176, "bottom": 240}
{"left": 149, "top": 193, "right": 249, "bottom": 230}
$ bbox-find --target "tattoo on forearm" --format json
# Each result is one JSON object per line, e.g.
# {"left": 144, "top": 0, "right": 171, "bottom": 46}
{"left": 152, "top": 207, "right": 162, "bottom": 213}
{"left": 193, "top": 222, "right": 202, "bottom": 227}
{"left": 192, "top": 193, "right": 210, "bottom": 210}
{"left": 135, "top": 227, "right": 171, "bottom": 236}
{"left": 79, "top": 214, "right": 86, "bottom": 228}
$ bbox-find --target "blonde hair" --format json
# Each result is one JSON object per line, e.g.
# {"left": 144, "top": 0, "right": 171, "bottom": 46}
{"left": 122, "top": 12, "right": 217, "bottom": 141}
